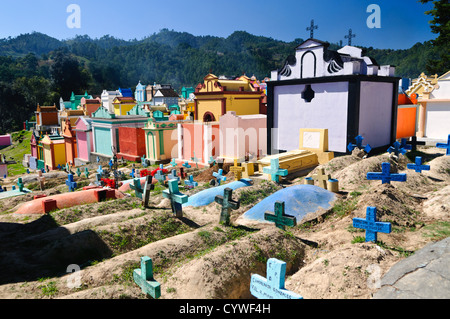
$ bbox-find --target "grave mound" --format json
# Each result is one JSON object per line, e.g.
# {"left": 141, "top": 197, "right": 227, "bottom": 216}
{"left": 183, "top": 179, "right": 252, "bottom": 208}
{"left": 242, "top": 184, "right": 337, "bottom": 223}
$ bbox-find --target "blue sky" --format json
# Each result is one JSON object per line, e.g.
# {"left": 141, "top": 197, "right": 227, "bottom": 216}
{"left": 0, "top": 0, "right": 436, "bottom": 49}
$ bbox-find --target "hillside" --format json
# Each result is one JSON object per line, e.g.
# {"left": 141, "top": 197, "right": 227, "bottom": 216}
{"left": 0, "top": 30, "right": 441, "bottom": 135}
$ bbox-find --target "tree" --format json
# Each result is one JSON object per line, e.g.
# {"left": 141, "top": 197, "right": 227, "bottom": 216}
{"left": 419, "top": 0, "right": 450, "bottom": 74}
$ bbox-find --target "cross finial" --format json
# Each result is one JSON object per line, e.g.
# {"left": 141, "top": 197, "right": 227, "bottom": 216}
{"left": 345, "top": 28, "right": 356, "bottom": 45}
{"left": 306, "top": 19, "right": 318, "bottom": 38}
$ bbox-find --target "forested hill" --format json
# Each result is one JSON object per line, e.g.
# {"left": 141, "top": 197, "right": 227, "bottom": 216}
{"left": 0, "top": 29, "right": 440, "bottom": 134}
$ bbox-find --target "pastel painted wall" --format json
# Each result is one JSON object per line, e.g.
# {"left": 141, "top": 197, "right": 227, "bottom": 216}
{"left": 219, "top": 112, "right": 267, "bottom": 160}
{"left": 178, "top": 122, "right": 219, "bottom": 165}
{"left": 358, "top": 81, "right": 394, "bottom": 149}
{"left": 396, "top": 106, "right": 418, "bottom": 139}
{"left": 0, "top": 164, "right": 7, "bottom": 177}
{"left": 118, "top": 127, "right": 146, "bottom": 161}
{"left": 273, "top": 82, "right": 349, "bottom": 153}
{"left": 145, "top": 128, "right": 178, "bottom": 162}
{"left": 76, "top": 131, "right": 90, "bottom": 161}
{"left": 425, "top": 102, "right": 450, "bottom": 140}
{"left": 197, "top": 100, "right": 222, "bottom": 122}
{"left": 94, "top": 127, "right": 113, "bottom": 156}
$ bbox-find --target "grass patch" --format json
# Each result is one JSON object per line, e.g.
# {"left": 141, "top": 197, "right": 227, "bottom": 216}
{"left": 422, "top": 221, "right": 450, "bottom": 241}
{"left": 332, "top": 192, "right": 361, "bottom": 217}
{"left": 239, "top": 181, "right": 279, "bottom": 206}
{"left": 1, "top": 130, "right": 32, "bottom": 176}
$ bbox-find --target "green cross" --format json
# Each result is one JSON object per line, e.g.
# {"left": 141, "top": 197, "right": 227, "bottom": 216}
{"left": 163, "top": 179, "right": 189, "bottom": 218}
{"left": 129, "top": 178, "right": 144, "bottom": 199}
{"left": 84, "top": 167, "right": 89, "bottom": 178}
{"left": 263, "top": 158, "right": 288, "bottom": 183}
{"left": 133, "top": 256, "right": 161, "bottom": 299}
{"left": 76, "top": 167, "right": 82, "bottom": 177}
{"left": 214, "top": 188, "right": 240, "bottom": 225}
{"left": 191, "top": 151, "right": 199, "bottom": 168}
{"left": 264, "top": 201, "right": 297, "bottom": 230}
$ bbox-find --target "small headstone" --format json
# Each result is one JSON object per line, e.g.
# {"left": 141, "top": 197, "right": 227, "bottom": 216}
{"left": 17, "top": 177, "right": 24, "bottom": 193}
{"left": 129, "top": 178, "right": 144, "bottom": 199}
{"left": 263, "top": 158, "right": 288, "bottom": 183}
{"left": 312, "top": 167, "right": 331, "bottom": 189}
{"left": 162, "top": 179, "right": 189, "bottom": 218}
{"left": 407, "top": 156, "right": 430, "bottom": 173}
{"left": 133, "top": 256, "right": 161, "bottom": 299}
{"left": 229, "top": 159, "right": 244, "bottom": 181}
{"left": 387, "top": 141, "right": 407, "bottom": 157}
{"left": 213, "top": 169, "right": 226, "bottom": 186}
{"left": 168, "top": 169, "right": 180, "bottom": 182}
{"left": 436, "top": 134, "right": 450, "bottom": 156}
{"left": 142, "top": 175, "right": 154, "bottom": 208}
{"left": 353, "top": 206, "right": 392, "bottom": 242}
{"left": 250, "top": 258, "right": 303, "bottom": 299}
{"left": 65, "top": 174, "right": 77, "bottom": 192}
{"left": 264, "top": 201, "right": 296, "bottom": 230}
{"left": 214, "top": 188, "right": 240, "bottom": 225}
{"left": 184, "top": 175, "right": 198, "bottom": 189}
{"left": 367, "top": 162, "right": 407, "bottom": 185}
{"left": 347, "top": 135, "right": 372, "bottom": 154}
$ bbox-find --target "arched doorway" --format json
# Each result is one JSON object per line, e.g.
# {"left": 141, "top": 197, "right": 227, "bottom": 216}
{"left": 203, "top": 112, "right": 216, "bottom": 123}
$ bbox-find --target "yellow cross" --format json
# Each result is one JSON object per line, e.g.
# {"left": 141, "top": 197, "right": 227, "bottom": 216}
{"left": 229, "top": 159, "right": 244, "bottom": 181}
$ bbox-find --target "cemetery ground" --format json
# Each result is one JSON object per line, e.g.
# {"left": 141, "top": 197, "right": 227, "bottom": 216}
{"left": 0, "top": 143, "right": 449, "bottom": 299}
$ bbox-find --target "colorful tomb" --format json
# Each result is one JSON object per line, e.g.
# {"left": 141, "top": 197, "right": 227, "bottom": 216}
{"left": 194, "top": 74, "right": 265, "bottom": 122}
{"left": 74, "top": 117, "right": 94, "bottom": 165}
{"left": 396, "top": 93, "right": 418, "bottom": 139}
{"left": 143, "top": 117, "right": 182, "bottom": 164}
{"left": 219, "top": 111, "right": 267, "bottom": 162}
{"left": 41, "top": 134, "right": 66, "bottom": 171}
{"left": 62, "top": 118, "right": 78, "bottom": 166}
{"left": 90, "top": 107, "right": 148, "bottom": 160}
{"left": 267, "top": 39, "right": 399, "bottom": 155}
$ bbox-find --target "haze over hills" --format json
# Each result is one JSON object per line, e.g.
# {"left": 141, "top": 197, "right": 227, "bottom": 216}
{"left": 0, "top": 29, "right": 440, "bottom": 134}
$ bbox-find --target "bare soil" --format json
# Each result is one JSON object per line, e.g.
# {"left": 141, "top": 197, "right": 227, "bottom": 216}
{"left": 0, "top": 147, "right": 448, "bottom": 300}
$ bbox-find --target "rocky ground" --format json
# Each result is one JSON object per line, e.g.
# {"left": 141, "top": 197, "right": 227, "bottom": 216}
{"left": 0, "top": 146, "right": 448, "bottom": 300}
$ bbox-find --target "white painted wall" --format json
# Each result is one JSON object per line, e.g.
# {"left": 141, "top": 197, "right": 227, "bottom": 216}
{"left": 273, "top": 82, "right": 349, "bottom": 153}
{"left": 425, "top": 102, "right": 450, "bottom": 140}
{"left": 358, "top": 81, "right": 394, "bottom": 148}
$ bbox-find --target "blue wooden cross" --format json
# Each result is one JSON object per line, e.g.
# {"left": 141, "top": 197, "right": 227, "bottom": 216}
{"left": 263, "top": 158, "right": 288, "bottom": 183}
{"left": 250, "top": 258, "right": 303, "bottom": 299}
{"left": 154, "top": 169, "right": 166, "bottom": 185}
{"left": 353, "top": 207, "right": 392, "bottom": 242}
{"left": 184, "top": 175, "right": 198, "bottom": 188}
{"left": 213, "top": 169, "right": 227, "bottom": 185}
{"left": 170, "top": 158, "right": 177, "bottom": 167}
{"left": 348, "top": 135, "right": 372, "bottom": 154}
{"left": 130, "top": 168, "right": 136, "bottom": 178}
{"left": 129, "top": 178, "right": 144, "bottom": 199}
{"left": 436, "top": 134, "right": 450, "bottom": 156}
{"left": 208, "top": 156, "right": 216, "bottom": 166}
{"left": 97, "top": 165, "right": 103, "bottom": 176}
{"left": 399, "top": 138, "right": 412, "bottom": 151}
{"left": 96, "top": 156, "right": 100, "bottom": 163}
{"left": 95, "top": 173, "right": 102, "bottom": 186}
{"left": 407, "top": 156, "right": 430, "bottom": 173}
{"left": 215, "top": 188, "right": 240, "bottom": 225}
{"left": 163, "top": 179, "right": 189, "bottom": 218}
{"left": 141, "top": 155, "right": 149, "bottom": 168}
{"left": 387, "top": 141, "right": 407, "bottom": 157}
{"left": 65, "top": 174, "right": 77, "bottom": 192}
{"left": 264, "top": 201, "right": 297, "bottom": 230}
{"left": 191, "top": 151, "right": 199, "bottom": 168}
{"left": 182, "top": 161, "right": 191, "bottom": 169}
{"left": 367, "top": 162, "right": 407, "bottom": 184}
{"left": 168, "top": 169, "right": 180, "bottom": 182}
{"left": 133, "top": 256, "right": 161, "bottom": 299}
